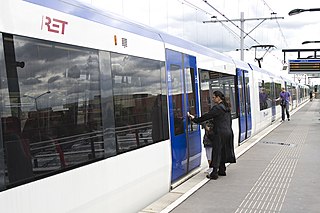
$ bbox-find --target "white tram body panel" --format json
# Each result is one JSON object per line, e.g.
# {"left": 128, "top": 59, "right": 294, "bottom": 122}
{"left": 0, "top": 1, "right": 309, "bottom": 213}
{"left": 0, "top": 0, "right": 171, "bottom": 213}
{"left": 1, "top": 142, "right": 171, "bottom": 213}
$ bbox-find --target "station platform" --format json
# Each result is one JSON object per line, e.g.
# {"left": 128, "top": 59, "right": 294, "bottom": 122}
{"left": 141, "top": 99, "right": 320, "bottom": 213}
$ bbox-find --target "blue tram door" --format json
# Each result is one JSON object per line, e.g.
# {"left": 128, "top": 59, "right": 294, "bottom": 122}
{"left": 237, "top": 68, "right": 252, "bottom": 144}
{"left": 166, "top": 49, "right": 201, "bottom": 183}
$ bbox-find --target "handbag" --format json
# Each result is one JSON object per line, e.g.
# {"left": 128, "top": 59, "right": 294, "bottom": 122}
{"left": 203, "top": 134, "right": 212, "bottom": 147}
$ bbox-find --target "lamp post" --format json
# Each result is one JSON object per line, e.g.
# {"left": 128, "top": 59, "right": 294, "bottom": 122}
{"left": 302, "top": 41, "right": 320, "bottom": 45}
{"left": 302, "top": 41, "right": 320, "bottom": 59}
{"left": 23, "top": 91, "right": 51, "bottom": 111}
{"left": 288, "top": 8, "right": 320, "bottom": 16}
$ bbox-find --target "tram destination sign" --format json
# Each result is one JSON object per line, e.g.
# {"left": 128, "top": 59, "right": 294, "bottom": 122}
{"left": 288, "top": 59, "right": 320, "bottom": 74}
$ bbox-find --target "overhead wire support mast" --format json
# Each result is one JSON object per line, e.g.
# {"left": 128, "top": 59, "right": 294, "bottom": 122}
{"left": 202, "top": 0, "right": 283, "bottom": 61}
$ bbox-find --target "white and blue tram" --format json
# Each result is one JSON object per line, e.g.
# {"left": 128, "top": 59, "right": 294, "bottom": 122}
{"left": 0, "top": 0, "right": 308, "bottom": 212}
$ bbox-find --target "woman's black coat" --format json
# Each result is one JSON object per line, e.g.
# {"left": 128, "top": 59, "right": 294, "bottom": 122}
{"left": 192, "top": 103, "right": 236, "bottom": 165}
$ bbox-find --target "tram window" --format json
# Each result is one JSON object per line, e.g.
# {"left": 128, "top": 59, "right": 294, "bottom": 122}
{"left": 0, "top": 33, "right": 6, "bottom": 190}
{"left": 275, "top": 83, "right": 281, "bottom": 106}
{"left": 199, "top": 69, "right": 236, "bottom": 118}
{"left": 244, "top": 72, "right": 251, "bottom": 115}
{"left": 217, "top": 75, "right": 236, "bottom": 118}
{"left": 300, "top": 87, "right": 303, "bottom": 99}
{"left": 169, "top": 64, "right": 185, "bottom": 136}
{"left": 185, "top": 67, "right": 197, "bottom": 132}
{"left": 259, "top": 80, "right": 272, "bottom": 110}
{"left": 110, "top": 53, "right": 168, "bottom": 153}
{"left": 199, "top": 81, "right": 211, "bottom": 114}
{"left": 264, "top": 82, "right": 272, "bottom": 107}
{"left": 292, "top": 86, "right": 297, "bottom": 101}
{"left": 0, "top": 34, "right": 109, "bottom": 187}
{"left": 237, "top": 74, "right": 245, "bottom": 115}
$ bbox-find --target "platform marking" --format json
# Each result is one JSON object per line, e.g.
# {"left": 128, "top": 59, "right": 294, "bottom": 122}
{"left": 235, "top": 126, "right": 308, "bottom": 213}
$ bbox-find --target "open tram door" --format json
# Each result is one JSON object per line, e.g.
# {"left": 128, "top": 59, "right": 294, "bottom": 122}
{"left": 236, "top": 68, "right": 252, "bottom": 144}
{"left": 166, "top": 49, "right": 201, "bottom": 183}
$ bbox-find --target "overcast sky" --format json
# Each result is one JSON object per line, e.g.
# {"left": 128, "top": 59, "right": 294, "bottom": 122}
{"left": 77, "top": 0, "right": 320, "bottom": 82}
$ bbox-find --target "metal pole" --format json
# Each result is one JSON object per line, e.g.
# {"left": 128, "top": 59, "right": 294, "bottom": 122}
{"left": 240, "top": 12, "right": 244, "bottom": 61}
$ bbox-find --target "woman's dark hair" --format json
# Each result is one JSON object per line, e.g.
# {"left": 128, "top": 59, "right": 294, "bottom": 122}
{"left": 213, "top": 90, "right": 231, "bottom": 110}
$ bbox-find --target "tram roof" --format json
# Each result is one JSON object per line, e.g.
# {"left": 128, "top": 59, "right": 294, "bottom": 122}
{"left": 24, "top": 0, "right": 234, "bottom": 64}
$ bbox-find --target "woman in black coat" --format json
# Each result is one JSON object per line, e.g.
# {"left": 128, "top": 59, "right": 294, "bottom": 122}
{"left": 188, "top": 90, "right": 236, "bottom": 180}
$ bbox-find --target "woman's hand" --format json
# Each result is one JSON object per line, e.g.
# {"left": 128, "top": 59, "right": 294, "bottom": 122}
{"left": 187, "top": 112, "right": 195, "bottom": 120}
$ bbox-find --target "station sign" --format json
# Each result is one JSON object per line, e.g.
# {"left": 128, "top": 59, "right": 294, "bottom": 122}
{"left": 288, "top": 59, "right": 320, "bottom": 73}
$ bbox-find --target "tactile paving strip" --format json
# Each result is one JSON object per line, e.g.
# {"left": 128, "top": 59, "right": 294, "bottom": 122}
{"left": 235, "top": 126, "right": 308, "bottom": 213}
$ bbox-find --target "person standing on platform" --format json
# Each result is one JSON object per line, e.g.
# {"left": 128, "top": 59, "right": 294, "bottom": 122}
{"left": 278, "top": 87, "right": 291, "bottom": 121}
{"left": 309, "top": 90, "right": 313, "bottom": 101}
{"left": 202, "top": 122, "right": 214, "bottom": 174}
{"left": 188, "top": 91, "right": 236, "bottom": 180}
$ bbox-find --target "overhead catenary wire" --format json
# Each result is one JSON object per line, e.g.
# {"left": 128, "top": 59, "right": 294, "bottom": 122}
{"left": 176, "top": 0, "right": 285, "bottom": 63}
{"left": 258, "top": 0, "right": 289, "bottom": 63}
{"left": 260, "top": 0, "right": 289, "bottom": 48}
{"left": 179, "top": 0, "right": 273, "bottom": 51}
{"left": 181, "top": 0, "right": 213, "bottom": 15}
{"left": 213, "top": 17, "right": 251, "bottom": 50}
{"left": 178, "top": 0, "right": 256, "bottom": 50}
{"left": 202, "top": 0, "right": 261, "bottom": 45}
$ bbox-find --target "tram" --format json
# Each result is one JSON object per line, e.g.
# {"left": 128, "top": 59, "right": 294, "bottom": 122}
{"left": 0, "top": 0, "right": 309, "bottom": 212}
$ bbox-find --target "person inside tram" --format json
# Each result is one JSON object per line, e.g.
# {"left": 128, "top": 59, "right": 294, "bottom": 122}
{"left": 259, "top": 87, "right": 268, "bottom": 110}
{"left": 188, "top": 90, "right": 236, "bottom": 180}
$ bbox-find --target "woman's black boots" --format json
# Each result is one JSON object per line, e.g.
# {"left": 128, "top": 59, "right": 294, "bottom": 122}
{"left": 206, "top": 164, "right": 226, "bottom": 179}
{"left": 218, "top": 164, "right": 226, "bottom": 176}
{"left": 206, "top": 167, "right": 219, "bottom": 180}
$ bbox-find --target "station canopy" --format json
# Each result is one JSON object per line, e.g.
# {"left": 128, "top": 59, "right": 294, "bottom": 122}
{"left": 282, "top": 49, "right": 320, "bottom": 78}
